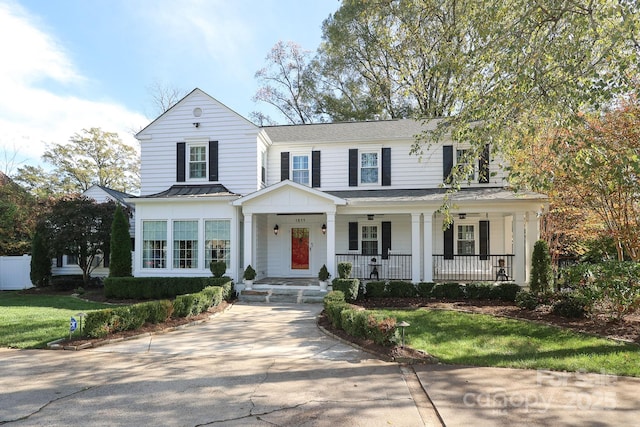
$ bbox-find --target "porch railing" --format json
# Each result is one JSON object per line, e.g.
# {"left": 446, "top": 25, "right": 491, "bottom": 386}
{"left": 335, "top": 253, "right": 412, "bottom": 281}
{"left": 432, "top": 254, "right": 515, "bottom": 282}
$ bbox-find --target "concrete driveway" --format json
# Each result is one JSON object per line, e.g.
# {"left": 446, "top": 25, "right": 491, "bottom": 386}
{"left": 0, "top": 303, "right": 430, "bottom": 426}
{"left": 2, "top": 302, "right": 640, "bottom": 426}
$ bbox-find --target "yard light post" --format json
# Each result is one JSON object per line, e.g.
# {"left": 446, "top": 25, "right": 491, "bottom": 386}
{"left": 76, "top": 312, "right": 86, "bottom": 335}
{"left": 397, "top": 321, "right": 410, "bottom": 348}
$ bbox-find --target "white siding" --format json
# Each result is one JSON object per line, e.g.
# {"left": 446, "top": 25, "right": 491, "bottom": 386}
{"left": 137, "top": 90, "right": 260, "bottom": 196}
{"left": 267, "top": 139, "right": 507, "bottom": 192}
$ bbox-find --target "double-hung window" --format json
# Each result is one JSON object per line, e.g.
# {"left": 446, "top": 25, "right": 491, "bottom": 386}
{"left": 142, "top": 221, "right": 167, "bottom": 269}
{"left": 205, "top": 220, "right": 231, "bottom": 267}
{"left": 189, "top": 145, "right": 207, "bottom": 179}
{"left": 292, "top": 155, "right": 310, "bottom": 186}
{"left": 173, "top": 221, "right": 198, "bottom": 269}
{"left": 456, "top": 149, "right": 475, "bottom": 181}
{"left": 457, "top": 224, "right": 475, "bottom": 255}
{"left": 361, "top": 225, "right": 378, "bottom": 255}
{"left": 360, "top": 152, "right": 379, "bottom": 184}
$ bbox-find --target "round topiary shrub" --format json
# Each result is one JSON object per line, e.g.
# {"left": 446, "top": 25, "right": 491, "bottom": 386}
{"left": 551, "top": 294, "right": 588, "bottom": 318}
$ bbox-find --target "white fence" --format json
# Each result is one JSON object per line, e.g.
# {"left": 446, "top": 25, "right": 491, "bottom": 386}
{"left": 0, "top": 255, "right": 33, "bottom": 290}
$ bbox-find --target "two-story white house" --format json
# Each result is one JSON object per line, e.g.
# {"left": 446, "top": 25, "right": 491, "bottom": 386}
{"left": 130, "top": 88, "right": 546, "bottom": 287}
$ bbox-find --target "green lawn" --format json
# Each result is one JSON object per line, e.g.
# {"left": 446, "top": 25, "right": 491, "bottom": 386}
{"left": 0, "top": 292, "right": 117, "bottom": 349}
{"left": 379, "top": 308, "right": 640, "bottom": 377}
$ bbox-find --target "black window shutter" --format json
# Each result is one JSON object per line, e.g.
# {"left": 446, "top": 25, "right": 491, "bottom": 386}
{"left": 209, "top": 141, "right": 219, "bottom": 182}
{"left": 348, "top": 149, "right": 358, "bottom": 187}
{"left": 348, "top": 222, "right": 358, "bottom": 251}
{"left": 103, "top": 251, "right": 110, "bottom": 268}
{"left": 478, "top": 144, "right": 490, "bottom": 183}
{"left": 479, "top": 220, "right": 490, "bottom": 260}
{"left": 56, "top": 255, "right": 63, "bottom": 268}
{"left": 281, "top": 152, "right": 290, "bottom": 181}
{"left": 382, "top": 147, "right": 391, "bottom": 186}
{"left": 381, "top": 221, "right": 391, "bottom": 260}
{"left": 176, "top": 142, "right": 186, "bottom": 182}
{"left": 444, "top": 222, "right": 454, "bottom": 260}
{"left": 312, "top": 150, "right": 321, "bottom": 188}
{"left": 443, "top": 145, "right": 453, "bottom": 183}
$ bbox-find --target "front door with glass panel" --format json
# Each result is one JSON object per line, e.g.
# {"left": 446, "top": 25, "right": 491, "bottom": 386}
{"left": 291, "top": 228, "right": 310, "bottom": 270}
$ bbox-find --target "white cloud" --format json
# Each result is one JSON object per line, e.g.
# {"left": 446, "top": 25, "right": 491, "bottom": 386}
{"left": 0, "top": 1, "right": 147, "bottom": 168}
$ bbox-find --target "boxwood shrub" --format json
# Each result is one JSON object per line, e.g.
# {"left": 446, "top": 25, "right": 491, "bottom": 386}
{"left": 432, "top": 282, "right": 464, "bottom": 299}
{"left": 490, "top": 282, "right": 521, "bottom": 302}
{"left": 416, "top": 282, "right": 435, "bottom": 298}
{"left": 322, "top": 290, "right": 398, "bottom": 346}
{"left": 386, "top": 281, "right": 417, "bottom": 298}
{"left": 51, "top": 275, "right": 85, "bottom": 291}
{"left": 332, "top": 278, "right": 360, "bottom": 302}
{"left": 84, "top": 286, "right": 223, "bottom": 338}
{"left": 365, "top": 281, "right": 386, "bottom": 298}
{"left": 104, "top": 276, "right": 233, "bottom": 300}
{"left": 465, "top": 282, "right": 494, "bottom": 300}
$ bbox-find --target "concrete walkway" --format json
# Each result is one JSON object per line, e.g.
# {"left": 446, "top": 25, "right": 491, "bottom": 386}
{"left": 0, "top": 303, "right": 428, "bottom": 426}
{"left": 1, "top": 302, "right": 639, "bottom": 426}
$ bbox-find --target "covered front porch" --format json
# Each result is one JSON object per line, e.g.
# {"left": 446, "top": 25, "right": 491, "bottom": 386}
{"left": 233, "top": 182, "right": 544, "bottom": 285}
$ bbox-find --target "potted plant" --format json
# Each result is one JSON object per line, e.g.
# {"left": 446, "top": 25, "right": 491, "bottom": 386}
{"left": 243, "top": 264, "right": 256, "bottom": 290}
{"left": 318, "top": 264, "right": 331, "bottom": 292}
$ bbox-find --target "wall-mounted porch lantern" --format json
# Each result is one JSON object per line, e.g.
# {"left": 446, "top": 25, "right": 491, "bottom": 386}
{"left": 273, "top": 224, "right": 279, "bottom": 236}
{"left": 321, "top": 223, "right": 327, "bottom": 235}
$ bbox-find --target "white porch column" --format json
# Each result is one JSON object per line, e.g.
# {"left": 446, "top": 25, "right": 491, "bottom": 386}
{"left": 423, "top": 212, "right": 433, "bottom": 282}
{"left": 525, "top": 212, "right": 540, "bottom": 284}
{"left": 411, "top": 213, "right": 421, "bottom": 283}
{"left": 513, "top": 212, "right": 526, "bottom": 285}
{"left": 243, "top": 212, "right": 253, "bottom": 270}
{"left": 326, "top": 212, "right": 336, "bottom": 278}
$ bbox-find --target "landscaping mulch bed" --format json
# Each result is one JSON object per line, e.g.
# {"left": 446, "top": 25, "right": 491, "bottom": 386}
{"left": 319, "top": 298, "right": 640, "bottom": 364}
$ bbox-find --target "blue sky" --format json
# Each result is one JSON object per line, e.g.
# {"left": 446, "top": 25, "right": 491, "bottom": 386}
{"left": 0, "top": 0, "right": 338, "bottom": 169}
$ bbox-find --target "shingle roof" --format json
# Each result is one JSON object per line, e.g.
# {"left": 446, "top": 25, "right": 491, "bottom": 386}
{"left": 262, "top": 118, "right": 440, "bottom": 143}
{"left": 96, "top": 185, "right": 136, "bottom": 206}
{"left": 139, "top": 184, "right": 238, "bottom": 199}
{"left": 326, "top": 187, "right": 547, "bottom": 203}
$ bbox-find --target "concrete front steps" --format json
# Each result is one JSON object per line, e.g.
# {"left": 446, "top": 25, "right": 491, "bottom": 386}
{"left": 238, "top": 285, "right": 329, "bottom": 304}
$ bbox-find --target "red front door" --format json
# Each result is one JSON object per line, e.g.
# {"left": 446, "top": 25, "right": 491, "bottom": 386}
{"left": 291, "top": 228, "right": 309, "bottom": 270}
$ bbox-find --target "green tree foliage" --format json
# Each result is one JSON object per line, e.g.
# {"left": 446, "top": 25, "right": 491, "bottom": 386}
{"left": 0, "top": 172, "right": 37, "bottom": 255}
{"left": 29, "top": 226, "right": 51, "bottom": 287}
{"left": 12, "top": 165, "right": 73, "bottom": 198}
{"left": 530, "top": 240, "right": 553, "bottom": 294}
{"left": 42, "top": 196, "right": 116, "bottom": 285}
{"left": 108, "top": 205, "right": 132, "bottom": 277}
{"left": 41, "top": 128, "right": 139, "bottom": 194}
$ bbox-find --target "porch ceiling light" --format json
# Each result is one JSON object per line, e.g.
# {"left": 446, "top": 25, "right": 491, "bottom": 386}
{"left": 273, "top": 224, "right": 279, "bottom": 236}
{"left": 458, "top": 213, "right": 466, "bottom": 220}
{"left": 367, "top": 214, "right": 374, "bottom": 220}
{"left": 321, "top": 223, "right": 327, "bottom": 234}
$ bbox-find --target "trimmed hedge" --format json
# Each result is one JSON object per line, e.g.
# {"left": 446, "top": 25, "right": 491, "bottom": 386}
{"left": 51, "top": 275, "right": 85, "bottom": 291}
{"left": 417, "top": 282, "right": 435, "bottom": 297}
{"left": 84, "top": 286, "right": 223, "bottom": 338}
{"left": 465, "top": 282, "right": 494, "bottom": 300}
{"left": 387, "top": 281, "right": 417, "bottom": 298}
{"left": 104, "top": 276, "right": 234, "bottom": 301}
{"left": 323, "top": 291, "right": 398, "bottom": 346}
{"left": 332, "top": 278, "right": 360, "bottom": 302}
{"left": 365, "top": 281, "right": 386, "bottom": 298}
{"left": 433, "top": 282, "right": 464, "bottom": 299}
{"left": 490, "top": 282, "right": 521, "bottom": 302}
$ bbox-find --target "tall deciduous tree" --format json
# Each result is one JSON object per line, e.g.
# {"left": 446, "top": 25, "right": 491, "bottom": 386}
{"left": 252, "top": 41, "right": 323, "bottom": 124}
{"left": 109, "top": 204, "right": 132, "bottom": 277}
{"left": 558, "top": 99, "right": 640, "bottom": 261}
{"left": 41, "top": 128, "right": 139, "bottom": 194}
{"left": 0, "top": 172, "right": 37, "bottom": 255}
{"left": 42, "top": 196, "right": 116, "bottom": 285}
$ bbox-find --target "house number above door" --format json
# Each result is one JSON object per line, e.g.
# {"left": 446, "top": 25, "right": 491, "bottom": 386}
{"left": 295, "top": 218, "right": 306, "bottom": 223}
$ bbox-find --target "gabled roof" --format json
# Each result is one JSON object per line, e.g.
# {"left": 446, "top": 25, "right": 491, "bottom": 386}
{"left": 84, "top": 184, "right": 136, "bottom": 209}
{"left": 135, "top": 88, "right": 258, "bottom": 138}
{"left": 232, "top": 180, "right": 347, "bottom": 206}
{"left": 262, "top": 118, "right": 440, "bottom": 143}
